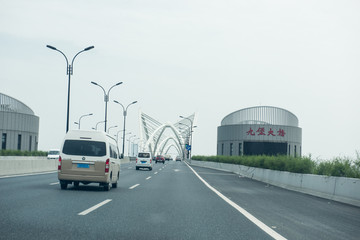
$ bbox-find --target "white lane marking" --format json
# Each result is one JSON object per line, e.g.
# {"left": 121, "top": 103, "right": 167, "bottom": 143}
{"left": 154, "top": 172, "right": 158, "bottom": 175}
{"left": 78, "top": 199, "right": 112, "bottom": 216}
{"left": 129, "top": 184, "right": 140, "bottom": 189}
{"left": 146, "top": 176, "right": 152, "bottom": 180}
{"left": 185, "top": 162, "right": 287, "bottom": 240}
{"left": 50, "top": 182, "right": 59, "bottom": 185}
{"left": 174, "top": 169, "right": 180, "bottom": 172}
{"left": 128, "top": 167, "right": 132, "bottom": 169}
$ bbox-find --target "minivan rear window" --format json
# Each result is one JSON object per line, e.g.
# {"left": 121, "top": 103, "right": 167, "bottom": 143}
{"left": 138, "top": 153, "right": 150, "bottom": 158}
{"left": 62, "top": 140, "right": 106, "bottom": 157}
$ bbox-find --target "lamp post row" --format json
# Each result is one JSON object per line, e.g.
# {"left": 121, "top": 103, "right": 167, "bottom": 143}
{"left": 47, "top": 45, "right": 138, "bottom": 159}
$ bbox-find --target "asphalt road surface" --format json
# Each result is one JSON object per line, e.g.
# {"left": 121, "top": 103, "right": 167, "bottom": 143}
{"left": 1, "top": 161, "right": 359, "bottom": 240}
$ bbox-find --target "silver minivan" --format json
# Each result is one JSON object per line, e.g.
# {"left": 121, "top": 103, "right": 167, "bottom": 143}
{"left": 136, "top": 152, "right": 153, "bottom": 170}
{"left": 58, "top": 130, "right": 120, "bottom": 191}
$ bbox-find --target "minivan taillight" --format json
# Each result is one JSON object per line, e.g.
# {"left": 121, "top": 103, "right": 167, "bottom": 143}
{"left": 136, "top": 158, "right": 138, "bottom": 163}
{"left": 58, "top": 156, "right": 62, "bottom": 171}
{"left": 105, "top": 159, "right": 110, "bottom": 173}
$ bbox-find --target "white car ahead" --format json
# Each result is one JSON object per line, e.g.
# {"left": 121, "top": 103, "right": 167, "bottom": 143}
{"left": 136, "top": 152, "right": 153, "bottom": 171}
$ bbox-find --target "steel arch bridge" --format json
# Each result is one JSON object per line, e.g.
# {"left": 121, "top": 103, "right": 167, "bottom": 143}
{"left": 139, "top": 111, "right": 195, "bottom": 159}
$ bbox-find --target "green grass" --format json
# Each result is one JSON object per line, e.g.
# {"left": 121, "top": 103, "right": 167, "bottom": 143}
{"left": 192, "top": 154, "right": 360, "bottom": 179}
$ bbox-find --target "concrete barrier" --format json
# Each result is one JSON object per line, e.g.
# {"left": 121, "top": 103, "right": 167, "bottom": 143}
{"left": 0, "top": 156, "right": 132, "bottom": 177}
{"left": 0, "top": 156, "right": 57, "bottom": 176}
{"left": 190, "top": 160, "right": 360, "bottom": 207}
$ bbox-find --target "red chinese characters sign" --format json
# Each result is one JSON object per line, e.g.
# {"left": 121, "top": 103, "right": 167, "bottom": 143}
{"left": 246, "top": 127, "right": 286, "bottom": 137}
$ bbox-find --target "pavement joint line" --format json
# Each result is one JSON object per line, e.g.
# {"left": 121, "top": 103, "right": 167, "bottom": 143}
{"left": 78, "top": 199, "right": 112, "bottom": 216}
{"left": 129, "top": 184, "right": 140, "bottom": 189}
{"left": 185, "top": 162, "right": 287, "bottom": 240}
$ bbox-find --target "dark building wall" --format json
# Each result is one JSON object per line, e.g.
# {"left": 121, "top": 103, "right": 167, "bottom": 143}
{"left": 217, "top": 124, "right": 302, "bottom": 157}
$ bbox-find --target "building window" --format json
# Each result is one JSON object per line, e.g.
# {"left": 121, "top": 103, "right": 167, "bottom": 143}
{"left": 221, "top": 143, "right": 224, "bottom": 155}
{"left": 18, "top": 134, "right": 22, "bottom": 150}
{"left": 238, "top": 143, "right": 242, "bottom": 156}
{"left": 2, "top": 133, "right": 6, "bottom": 150}
{"left": 288, "top": 144, "right": 291, "bottom": 156}
{"left": 29, "top": 136, "right": 32, "bottom": 151}
{"left": 230, "top": 143, "right": 233, "bottom": 156}
{"left": 294, "top": 145, "right": 297, "bottom": 157}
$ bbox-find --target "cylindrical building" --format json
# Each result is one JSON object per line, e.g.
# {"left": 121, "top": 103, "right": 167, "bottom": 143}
{"left": 217, "top": 106, "right": 302, "bottom": 157}
{"left": 0, "top": 93, "right": 39, "bottom": 151}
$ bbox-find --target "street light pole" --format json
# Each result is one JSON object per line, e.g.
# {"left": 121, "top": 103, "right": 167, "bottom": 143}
{"left": 91, "top": 81, "right": 123, "bottom": 132}
{"left": 107, "top": 125, "right": 118, "bottom": 134}
{"left": 77, "top": 113, "right": 93, "bottom": 129}
{"left": 46, "top": 45, "right": 94, "bottom": 133}
{"left": 180, "top": 116, "right": 194, "bottom": 161}
{"left": 113, "top": 100, "right": 137, "bottom": 158}
{"left": 132, "top": 138, "right": 140, "bottom": 156}
{"left": 94, "top": 120, "right": 105, "bottom": 130}
{"left": 128, "top": 135, "right": 136, "bottom": 156}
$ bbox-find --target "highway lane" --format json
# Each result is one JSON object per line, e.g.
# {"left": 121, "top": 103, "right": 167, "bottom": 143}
{"left": 0, "top": 161, "right": 359, "bottom": 239}
{"left": 191, "top": 164, "right": 360, "bottom": 240}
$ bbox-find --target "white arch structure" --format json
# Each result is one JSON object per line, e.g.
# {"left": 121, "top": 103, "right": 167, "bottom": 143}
{"left": 139, "top": 111, "right": 195, "bottom": 158}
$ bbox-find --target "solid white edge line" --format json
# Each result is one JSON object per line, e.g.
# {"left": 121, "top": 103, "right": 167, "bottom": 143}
{"left": 0, "top": 171, "right": 57, "bottom": 179}
{"left": 78, "top": 199, "right": 112, "bottom": 216}
{"left": 129, "top": 184, "right": 140, "bottom": 189}
{"left": 185, "top": 162, "right": 287, "bottom": 240}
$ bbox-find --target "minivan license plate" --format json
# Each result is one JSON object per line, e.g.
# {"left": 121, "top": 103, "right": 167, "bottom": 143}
{"left": 77, "top": 164, "right": 89, "bottom": 168}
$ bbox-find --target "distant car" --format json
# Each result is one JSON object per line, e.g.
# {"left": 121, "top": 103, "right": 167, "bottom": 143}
{"left": 176, "top": 156, "right": 182, "bottom": 162}
{"left": 155, "top": 155, "right": 165, "bottom": 164}
{"left": 165, "top": 155, "right": 172, "bottom": 161}
{"left": 136, "top": 152, "right": 153, "bottom": 171}
{"left": 47, "top": 149, "right": 60, "bottom": 160}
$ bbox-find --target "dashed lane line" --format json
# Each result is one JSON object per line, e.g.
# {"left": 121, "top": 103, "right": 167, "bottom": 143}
{"left": 78, "top": 199, "right": 112, "bottom": 216}
{"left": 129, "top": 184, "right": 140, "bottom": 189}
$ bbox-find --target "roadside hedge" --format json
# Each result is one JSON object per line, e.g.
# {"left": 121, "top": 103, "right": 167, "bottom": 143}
{"left": 192, "top": 155, "right": 360, "bottom": 179}
{"left": 0, "top": 150, "right": 47, "bottom": 156}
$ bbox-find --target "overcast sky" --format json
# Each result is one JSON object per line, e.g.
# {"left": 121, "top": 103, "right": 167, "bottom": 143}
{"left": 1, "top": 0, "right": 359, "bottom": 160}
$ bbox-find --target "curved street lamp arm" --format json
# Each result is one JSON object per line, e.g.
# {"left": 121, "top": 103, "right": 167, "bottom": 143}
{"left": 71, "top": 46, "right": 94, "bottom": 75}
{"left": 113, "top": 100, "right": 125, "bottom": 111}
{"left": 126, "top": 101, "right": 138, "bottom": 111}
{"left": 46, "top": 45, "right": 69, "bottom": 75}
{"left": 107, "top": 82, "right": 123, "bottom": 95}
{"left": 91, "top": 81, "right": 106, "bottom": 96}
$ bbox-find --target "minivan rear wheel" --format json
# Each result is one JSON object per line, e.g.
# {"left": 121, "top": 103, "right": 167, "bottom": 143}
{"left": 60, "top": 182, "right": 67, "bottom": 190}
{"left": 103, "top": 183, "right": 110, "bottom": 191}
